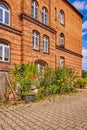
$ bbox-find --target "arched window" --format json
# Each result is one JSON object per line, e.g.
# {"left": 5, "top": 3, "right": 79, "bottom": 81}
{"left": 43, "top": 35, "right": 49, "bottom": 53}
{"left": 32, "top": 30, "right": 39, "bottom": 50}
{"left": 42, "top": 7, "right": 48, "bottom": 24}
{"left": 0, "top": 3, "right": 10, "bottom": 25}
{"left": 60, "top": 10, "right": 64, "bottom": 25}
{"left": 35, "top": 59, "right": 48, "bottom": 75}
{"left": 60, "top": 56, "right": 65, "bottom": 67}
{"left": 0, "top": 40, "right": 10, "bottom": 62}
{"left": 60, "top": 33, "right": 64, "bottom": 47}
{"left": 32, "top": 0, "right": 38, "bottom": 20}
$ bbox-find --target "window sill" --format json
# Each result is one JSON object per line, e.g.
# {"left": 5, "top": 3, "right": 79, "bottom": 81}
{"left": 60, "top": 45, "right": 65, "bottom": 48}
{"left": 0, "top": 60, "right": 10, "bottom": 64}
{"left": 0, "top": 21, "right": 10, "bottom": 26}
{"left": 43, "top": 51, "right": 49, "bottom": 54}
{"left": 60, "top": 22, "right": 65, "bottom": 26}
{"left": 32, "top": 48, "right": 40, "bottom": 52}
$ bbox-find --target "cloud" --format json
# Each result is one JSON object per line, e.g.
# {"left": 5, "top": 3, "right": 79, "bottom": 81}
{"left": 82, "top": 48, "right": 87, "bottom": 70}
{"left": 82, "top": 21, "right": 87, "bottom": 30}
{"left": 82, "top": 31, "right": 87, "bottom": 36}
{"left": 73, "top": 1, "right": 87, "bottom": 10}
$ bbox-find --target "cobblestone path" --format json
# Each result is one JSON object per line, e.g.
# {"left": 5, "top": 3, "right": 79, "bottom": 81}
{"left": 0, "top": 90, "right": 87, "bottom": 130}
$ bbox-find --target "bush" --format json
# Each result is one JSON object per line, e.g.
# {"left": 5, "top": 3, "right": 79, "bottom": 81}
{"left": 76, "top": 78, "right": 87, "bottom": 88}
{"left": 8, "top": 63, "right": 39, "bottom": 95}
{"left": 55, "top": 66, "right": 77, "bottom": 93}
{"left": 82, "top": 71, "right": 87, "bottom": 78}
{"left": 40, "top": 67, "right": 56, "bottom": 87}
{"left": 40, "top": 66, "right": 77, "bottom": 94}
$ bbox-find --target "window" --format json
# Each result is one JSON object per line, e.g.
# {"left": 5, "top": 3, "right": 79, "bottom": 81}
{"left": 35, "top": 60, "right": 48, "bottom": 77}
{"left": 54, "top": 7, "right": 57, "bottom": 21}
{"left": 43, "top": 36, "right": 49, "bottom": 53}
{"left": 32, "top": 0, "right": 38, "bottom": 20}
{"left": 32, "top": 31, "right": 39, "bottom": 50}
{"left": 0, "top": 41, "right": 10, "bottom": 62}
{"left": 0, "top": 3, "right": 10, "bottom": 25}
{"left": 60, "top": 10, "right": 64, "bottom": 25}
{"left": 37, "top": 64, "right": 44, "bottom": 73}
{"left": 60, "top": 33, "right": 64, "bottom": 47}
{"left": 42, "top": 7, "right": 48, "bottom": 24}
{"left": 60, "top": 57, "right": 65, "bottom": 67}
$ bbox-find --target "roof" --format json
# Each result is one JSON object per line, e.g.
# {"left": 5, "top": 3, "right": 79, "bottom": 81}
{"left": 65, "top": 0, "right": 83, "bottom": 18}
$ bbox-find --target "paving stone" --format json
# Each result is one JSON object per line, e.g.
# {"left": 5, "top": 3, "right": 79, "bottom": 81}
{"left": 0, "top": 90, "right": 87, "bottom": 130}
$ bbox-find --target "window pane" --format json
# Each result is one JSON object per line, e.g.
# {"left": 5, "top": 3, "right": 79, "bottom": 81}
{"left": 38, "top": 64, "right": 44, "bottom": 73}
{"left": 32, "top": 35, "right": 34, "bottom": 47}
{"left": 36, "top": 37, "right": 38, "bottom": 48}
{"left": 60, "top": 58, "right": 64, "bottom": 67}
{"left": 4, "top": 47, "right": 9, "bottom": 61}
{"left": 43, "top": 38, "right": 48, "bottom": 53}
{"left": 0, "top": 46, "right": 2, "bottom": 60}
{"left": 5, "top": 11, "right": 9, "bottom": 24}
{"left": 35, "top": 7, "right": 38, "bottom": 19}
{"left": 0, "top": 8, "right": 3, "bottom": 22}
{"left": 0, "top": 4, "right": 8, "bottom": 10}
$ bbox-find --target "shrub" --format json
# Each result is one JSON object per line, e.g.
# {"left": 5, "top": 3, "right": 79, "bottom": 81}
{"left": 8, "top": 63, "right": 39, "bottom": 95}
{"left": 82, "top": 71, "right": 87, "bottom": 78}
{"left": 40, "top": 66, "right": 77, "bottom": 94}
{"left": 40, "top": 67, "right": 56, "bottom": 87}
{"left": 76, "top": 78, "right": 87, "bottom": 88}
{"left": 55, "top": 66, "right": 77, "bottom": 93}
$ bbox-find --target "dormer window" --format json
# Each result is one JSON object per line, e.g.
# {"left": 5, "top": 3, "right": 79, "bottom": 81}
{"left": 0, "top": 3, "right": 10, "bottom": 25}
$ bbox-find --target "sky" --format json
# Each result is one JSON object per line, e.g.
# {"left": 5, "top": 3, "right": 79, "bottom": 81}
{"left": 69, "top": 0, "right": 87, "bottom": 71}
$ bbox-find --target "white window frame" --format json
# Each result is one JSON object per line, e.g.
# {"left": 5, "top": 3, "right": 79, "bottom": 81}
{"left": 32, "top": 31, "right": 39, "bottom": 50}
{"left": 60, "top": 33, "right": 64, "bottom": 45}
{"left": 0, "top": 43, "right": 10, "bottom": 62}
{"left": 32, "top": 0, "right": 38, "bottom": 20}
{"left": 42, "top": 8, "right": 48, "bottom": 24}
{"left": 43, "top": 36, "right": 49, "bottom": 53}
{"left": 60, "top": 57, "right": 65, "bottom": 67}
{"left": 0, "top": 3, "right": 10, "bottom": 25}
{"left": 60, "top": 10, "right": 64, "bottom": 25}
{"left": 37, "top": 64, "right": 44, "bottom": 73}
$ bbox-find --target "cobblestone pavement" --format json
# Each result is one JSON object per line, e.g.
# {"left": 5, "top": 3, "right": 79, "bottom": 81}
{"left": 0, "top": 90, "right": 87, "bottom": 130}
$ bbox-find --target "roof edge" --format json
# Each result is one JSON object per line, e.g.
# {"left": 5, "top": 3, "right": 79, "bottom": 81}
{"left": 65, "top": 0, "right": 83, "bottom": 18}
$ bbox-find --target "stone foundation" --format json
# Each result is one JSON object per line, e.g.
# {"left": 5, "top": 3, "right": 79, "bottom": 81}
{"left": 0, "top": 71, "right": 8, "bottom": 99}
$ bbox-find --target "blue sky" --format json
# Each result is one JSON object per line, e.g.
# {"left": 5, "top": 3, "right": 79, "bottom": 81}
{"left": 69, "top": 0, "right": 87, "bottom": 71}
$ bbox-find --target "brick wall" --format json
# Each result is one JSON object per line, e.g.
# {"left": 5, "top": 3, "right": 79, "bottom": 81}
{"left": 0, "top": 0, "right": 82, "bottom": 76}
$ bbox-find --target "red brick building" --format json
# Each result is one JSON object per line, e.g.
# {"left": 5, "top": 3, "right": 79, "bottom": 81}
{"left": 0, "top": 0, "right": 83, "bottom": 80}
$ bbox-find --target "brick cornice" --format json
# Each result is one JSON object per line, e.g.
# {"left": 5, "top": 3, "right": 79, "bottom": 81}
{"left": 0, "top": 23, "right": 22, "bottom": 36}
{"left": 20, "top": 12, "right": 57, "bottom": 34}
{"left": 56, "top": 45, "right": 83, "bottom": 58}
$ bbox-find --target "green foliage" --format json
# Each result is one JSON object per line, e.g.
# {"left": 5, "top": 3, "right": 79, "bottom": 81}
{"left": 40, "top": 66, "right": 77, "bottom": 94}
{"left": 82, "top": 71, "right": 87, "bottom": 78}
{"left": 9, "top": 63, "right": 39, "bottom": 95}
{"left": 55, "top": 66, "right": 77, "bottom": 93}
{"left": 8, "top": 64, "right": 83, "bottom": 103}
{"left": 76, "top": 78, "right": 87, "bottom": 88}
{"left": 40, "top": 67, "right": 56, "bottom": 87}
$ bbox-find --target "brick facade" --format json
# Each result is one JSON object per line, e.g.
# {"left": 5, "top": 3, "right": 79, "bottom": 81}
{"left": 0, "top": 0, "right": 83, "bottom": 76}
